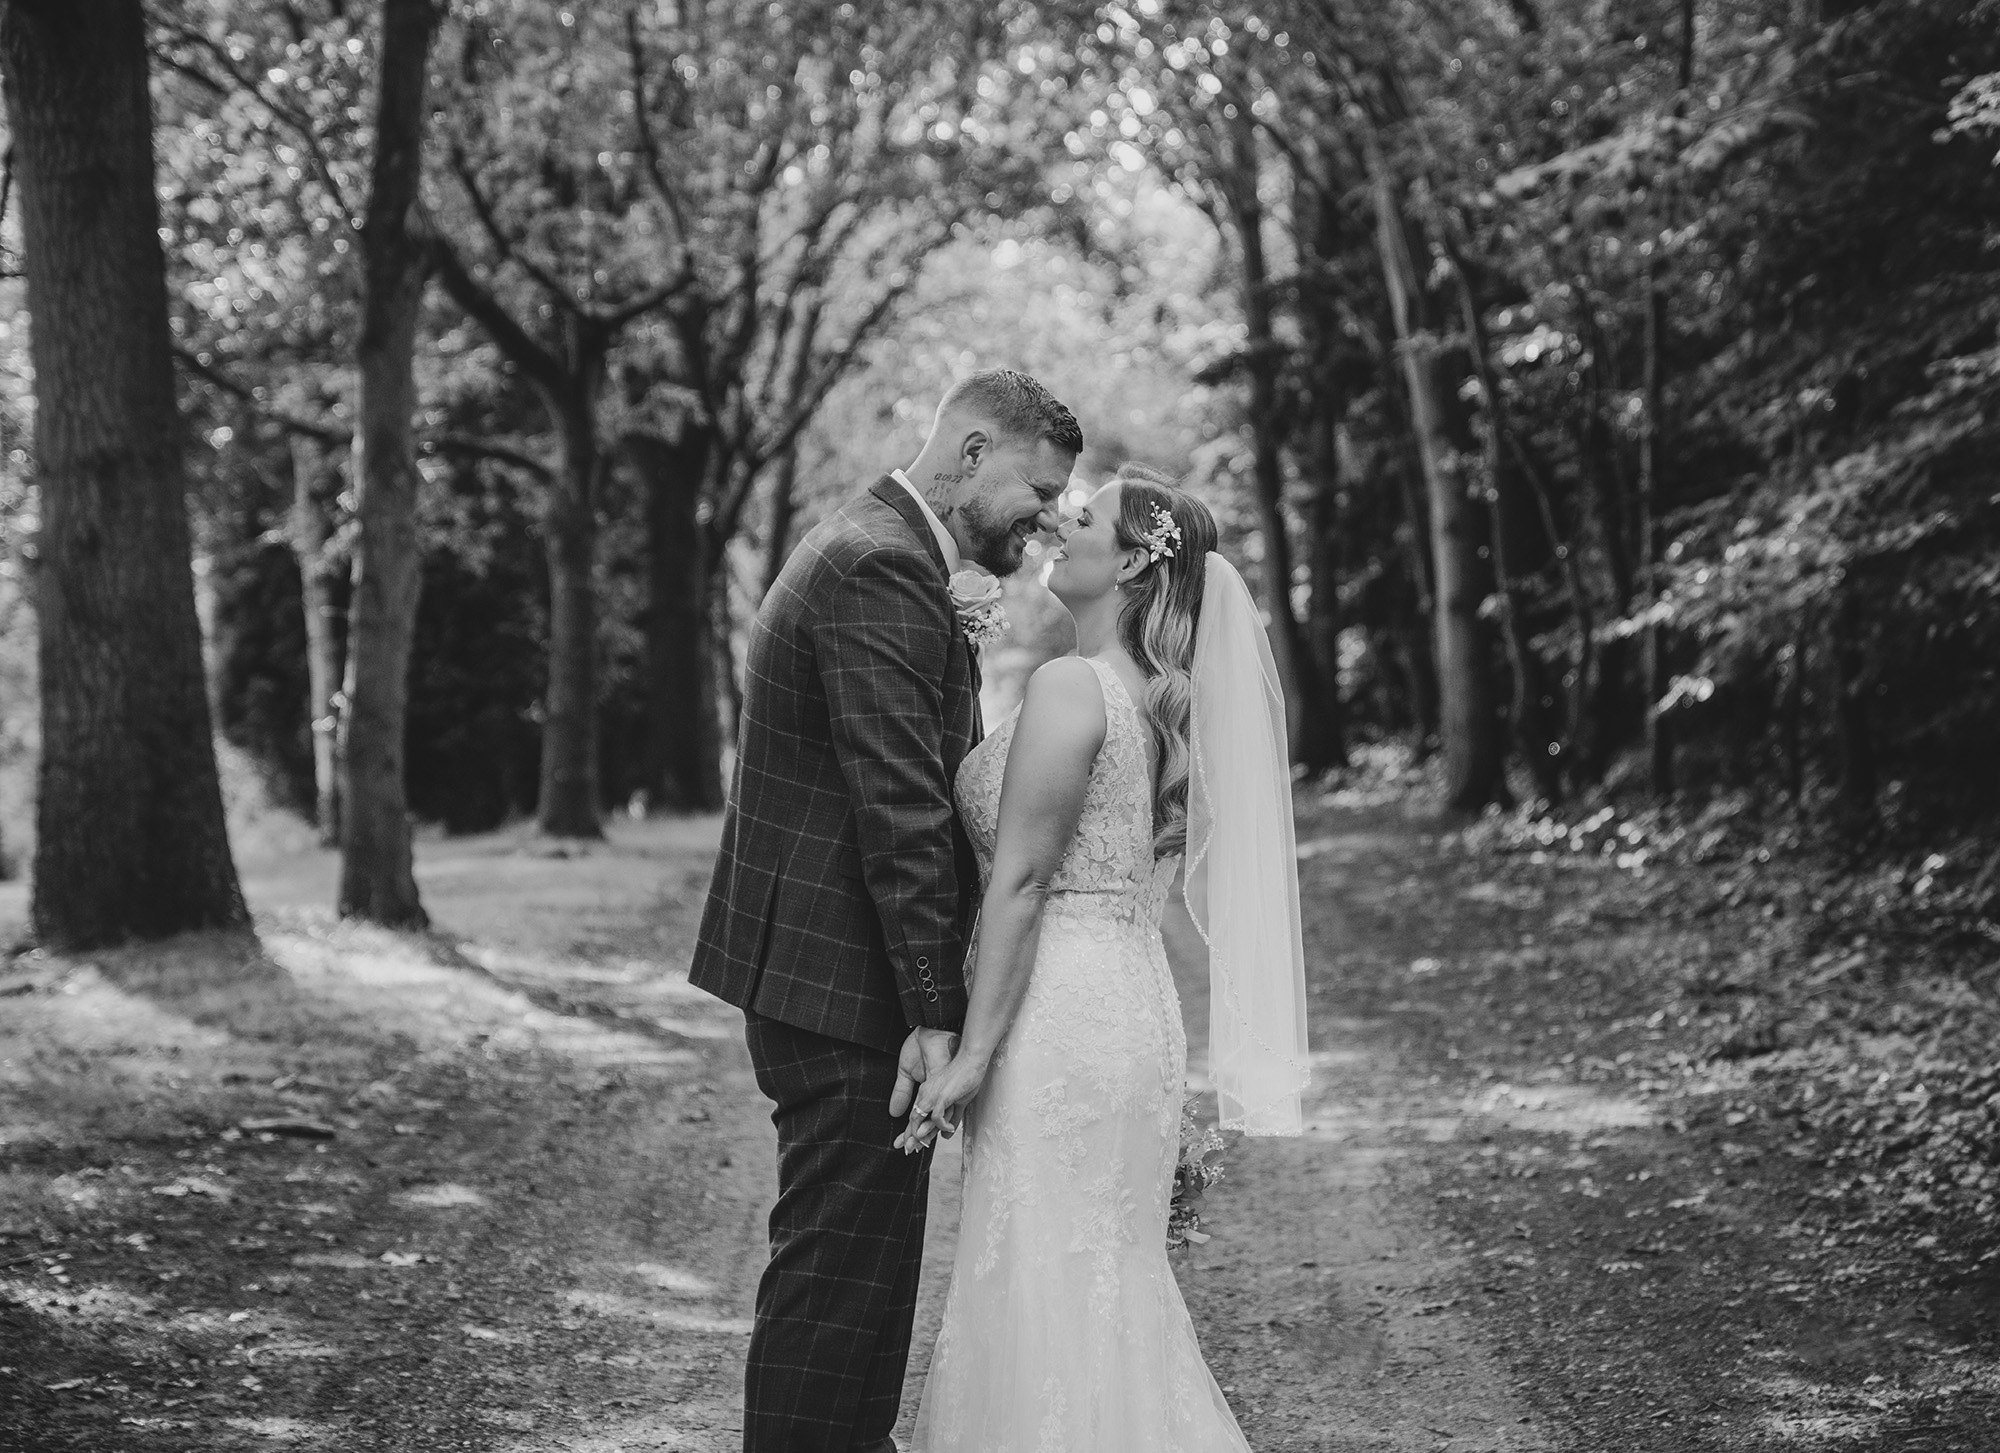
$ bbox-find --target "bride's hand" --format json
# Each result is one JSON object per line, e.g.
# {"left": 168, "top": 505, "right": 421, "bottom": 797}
{"left": 896, "top": 1051, "right": 989, "bottom": 1153}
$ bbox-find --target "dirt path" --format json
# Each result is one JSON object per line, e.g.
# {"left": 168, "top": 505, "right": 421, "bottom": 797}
{"left": 895, "top": 805, "right": 1547, "bottom": 1452}
{"left": 3, "top": 801, "right": 1995, "bottom": 1450}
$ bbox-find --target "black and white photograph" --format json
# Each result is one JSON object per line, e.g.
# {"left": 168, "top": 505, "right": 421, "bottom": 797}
{"left": 0, "top": 1, "right": 1996, "bottom": 1449}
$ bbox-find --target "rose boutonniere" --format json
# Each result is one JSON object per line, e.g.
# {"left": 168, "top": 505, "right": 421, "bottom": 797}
{"left": 948, "top": 568, "right": 1008, "bottom": 647}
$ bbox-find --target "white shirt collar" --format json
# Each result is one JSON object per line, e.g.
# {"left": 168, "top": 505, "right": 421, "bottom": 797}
{"left": 890, "top": 469, "right": 961, "bottom": 573}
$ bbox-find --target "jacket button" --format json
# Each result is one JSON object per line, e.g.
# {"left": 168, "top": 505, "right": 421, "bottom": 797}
{"left": 925, "top": 989, "right": 939, "bottom": 1002}
{"left": 916, "top": 956, "right": 929, "bottom": 969}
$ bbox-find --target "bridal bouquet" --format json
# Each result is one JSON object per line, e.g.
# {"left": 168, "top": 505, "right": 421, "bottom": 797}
{"left": 1167, "top": 1095, "right": 1227, "bottom": 1250}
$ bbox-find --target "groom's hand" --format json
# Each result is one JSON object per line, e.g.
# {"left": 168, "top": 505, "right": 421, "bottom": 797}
{"left": 889, "top": 1026, "right": 959, "bottom": 1119}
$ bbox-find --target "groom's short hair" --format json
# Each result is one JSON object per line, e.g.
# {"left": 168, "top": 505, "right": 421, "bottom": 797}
{"left": 937, "top": 369, "right": 1083, "bottom": 455}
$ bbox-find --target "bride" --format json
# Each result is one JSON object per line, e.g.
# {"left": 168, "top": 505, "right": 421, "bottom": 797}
{"left": 896, "top": 463, "right": 1311, "bottom": 1450}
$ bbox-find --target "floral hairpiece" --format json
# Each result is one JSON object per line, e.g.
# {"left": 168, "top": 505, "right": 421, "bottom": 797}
{"left": 1139, "top": 503, "right": 1182, "bottom": 564}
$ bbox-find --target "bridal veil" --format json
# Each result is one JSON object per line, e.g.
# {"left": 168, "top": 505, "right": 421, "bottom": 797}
{"left": 1183, "top": 550, "right": 1312, "bottom": 1137}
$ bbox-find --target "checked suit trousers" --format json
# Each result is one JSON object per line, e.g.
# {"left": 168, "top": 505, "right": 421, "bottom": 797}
{"left": 743, "top": 1010, "right": 932, "bottom": 1452}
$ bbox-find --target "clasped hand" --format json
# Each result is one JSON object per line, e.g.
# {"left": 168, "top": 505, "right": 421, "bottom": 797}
{"left": 888, "top": 1026, "right": 987, "bottom": 1153}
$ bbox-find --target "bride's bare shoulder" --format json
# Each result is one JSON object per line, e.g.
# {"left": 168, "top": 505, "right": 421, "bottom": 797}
{"left": 1016, "top": 655, "right": 1109, "bottom": 746}
{"left": 1025, "top": 653, "right": 1106, "bottom": 699}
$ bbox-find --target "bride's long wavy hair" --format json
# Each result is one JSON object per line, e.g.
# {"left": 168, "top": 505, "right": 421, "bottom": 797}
{"left": 1109, "top": 464, "right": 1219, "bottom": 859}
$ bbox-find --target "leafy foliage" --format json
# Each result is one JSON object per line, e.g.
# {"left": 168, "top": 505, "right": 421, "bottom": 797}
{"left": 5, "top": 0, "right": 1997, "bottom": 844}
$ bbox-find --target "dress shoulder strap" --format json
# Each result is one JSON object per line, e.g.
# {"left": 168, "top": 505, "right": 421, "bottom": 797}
{"left": 1079, "top": 654, "right": 1139, "bottom": 722}
{"left": 1078, "top": 655, "right": 1149, "bottom": 779}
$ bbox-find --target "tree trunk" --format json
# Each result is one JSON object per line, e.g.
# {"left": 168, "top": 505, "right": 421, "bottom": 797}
{"left": 3, "top": 0, "right": 248, "bottom": 949}
{"left": 1638, "top": 282, "right": 1675, "bottom": 801}
{"left": 289, "top": 436, "right": 345, "bottom": 846}
{"left": 762, "top": 299, "right": 820, "bottom": 601}
{"left": 1509, "top": 426, "right": 1596, "bottom": 789}
{"left": 763, "top": 454, "right": 800, "bottom": 602}
{"left": 1397, "top": 622, "right": 1441, "bottom": 749}
{"left": 1832, "top": 590, "right": 1876, "bottom": 827}
{"left": 1480, "top": 467, "right": 1562, "bottom": 803}
{"left": 1370, "top": 163, "right": 1507, "bottom": 810}
{"left": 1781, "top": 618, "right": 1806, "bottom": 804}
{"left": 1451, "top": 256, "right": 1563, "bottom": 801}
{"left": 1382, "top": 391, "right": 1442, "bottom": 754}
{"left": 705, "top": 448, "right": 749, "bottom": 747}
{"left": 337, "top": 0, "right": 435, "bottom": 926}
{"left": 626, "top": 425, "right": 723, "bottom": 813}
{"left": 1221, "top": 109, "right": 1316, "bottom": 761}
{"left": 1574, "top": 297, "right": 1637, "bottom": 779}
{"left": 1244, "top": 376, "right": 1313, "bottom": 762}
{"left": 1294, "top": 160, "right": 1350, "bottom": 774}
{"left": 1300, "top": 394, "right": 1349, "bottom": 772}
{"left": 1636, "top": 0, "right": 1700, "bottom": 801}
{"left": 427, "top": 243, "right": 612, "bottom": 838}
{"left": 536, "top": 392, "right": 605, "bottom": 837}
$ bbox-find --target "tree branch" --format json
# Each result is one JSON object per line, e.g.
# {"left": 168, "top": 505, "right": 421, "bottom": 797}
{"left": 447, "top": 140, "right": 690, "bottom": 330}
{"left": 712, "top": 138, "right": 791, "bottom": 384}
{"left": 739, "top": 254, "right": 926, "bottom": 489}
{"left": 171, "top": 344, "right": 351, "bottom": 446}
{"left": 601, "top": 275, "right": 693, "bottom": 329}
{"left": 624, "top": 6, "right": 693, "bottom": 250}
{"left": 426, "top": 231, "right": 569, "bottom": 397}
{"left": 447, "top": 144, "right": 575, "bottom": 309}
{"left": 154, "top": 23, "right": 358, "bottom": 225}
{"left": 0, "top": 144, "right": 13, "bottom": 273}
{"left": 430, "top": 434, "right": 553, "bottom": 482}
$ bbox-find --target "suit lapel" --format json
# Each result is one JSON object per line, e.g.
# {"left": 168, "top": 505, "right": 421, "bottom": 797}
{"left": 869, "top": 476, "right": 950, "bottom": 580}
{"left": 965, "top": 638, "right": 984, "bottom": 700}
{"left": 870, "top": 473, "right": 975, "bottom": 651}
{"left": 866, "top": 474, "right": 982, "bottom": 741}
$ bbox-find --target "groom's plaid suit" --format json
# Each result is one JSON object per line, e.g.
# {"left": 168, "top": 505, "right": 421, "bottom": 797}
{"left": 691, "top": 476, "right": 982, "bottom": 1451}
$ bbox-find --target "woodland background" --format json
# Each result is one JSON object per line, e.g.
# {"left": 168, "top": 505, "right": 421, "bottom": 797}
{"left": 3, "top": 15, "right": 2000, "bottom": 1449}
{"left": 0, "top": 0, "right": 1997, "bottom": 1213}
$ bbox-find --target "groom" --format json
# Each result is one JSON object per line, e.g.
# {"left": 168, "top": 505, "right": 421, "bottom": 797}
{"left": 690, "top": 368, "right": 1082, "bottom": 1451}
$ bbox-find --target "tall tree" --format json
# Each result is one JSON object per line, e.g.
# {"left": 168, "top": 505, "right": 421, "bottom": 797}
{"left": 428, "top": 245, "right": 669, "bottom": 838}
{"left": 427, "top": 0, "right": 1040, "bottom": 820}
{"left": 289, "top": 434, "right": 346, "bottom": 845}
{"left": 1369, "top": 153, "right": 1508, "bottom": 809}
{"left": 337, "top": 0, "right": 437, "bottom": 925}
{"left": 623, "top": 0, "right": 1036, "bottom": 789}
{"left": 1074, "top": 2, "right": 1398, "bottom": 766}
{"left": 428, "top": 5, "right": 696, "bottom": 836}
{"left": 1212, "top": 105, "right": 1320, "bottom": 756}
{"left": 1, "top": 0, "right": 248, "bottom": 948}
{"left": 623, "top": 422, "right": 720, "bottom": 812}
{"left": 1634, "top": 0, "right": 1698, "bottom": 801}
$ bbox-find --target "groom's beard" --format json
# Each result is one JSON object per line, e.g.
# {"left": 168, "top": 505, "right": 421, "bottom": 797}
{"left": 960, "top": 494, "right": 1030, "bottom": 577}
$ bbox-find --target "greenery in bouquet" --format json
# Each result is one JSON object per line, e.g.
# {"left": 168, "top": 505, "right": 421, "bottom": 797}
{"left": 1168, "top": 1094, "right": 1227, "bottom": 1251}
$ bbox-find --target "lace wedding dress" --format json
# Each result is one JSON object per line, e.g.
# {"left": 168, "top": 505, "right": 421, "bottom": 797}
{"left": 913, "top": 656, "right": 1251, "bottom": 1452}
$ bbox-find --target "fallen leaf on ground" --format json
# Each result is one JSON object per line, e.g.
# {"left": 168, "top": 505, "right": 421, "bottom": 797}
{"left": 239, "top": 1117, "right": 338, "bottom": 1140}
{"left": 151, "top": 1178, "right": 231, "bottom": 1201}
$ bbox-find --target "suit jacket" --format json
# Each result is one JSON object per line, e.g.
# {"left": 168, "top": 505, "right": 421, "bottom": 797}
{"left": 689, "top": 476, "right": 985, "bottom": 1054}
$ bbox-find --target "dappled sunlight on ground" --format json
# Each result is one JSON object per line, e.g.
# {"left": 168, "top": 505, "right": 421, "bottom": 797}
{"left": 6, "top": 803, "right": 1996, "bottom": 1448}
{"left": 0, "top": 1276, "right": 158, "bottom": 1325}
{"left": 562, "top": 1287, "right": 753, "bottom": 1337}
{"left": 395, "top": 1182, "right": 490, "bottom": 1210}
{"left": 1, "top": 816, "right": 764, "bottom": 1450}
{"left": 219, "top": 1415, "right": 328, "bottom": 1442}
{"left": 1465, "top": 1079, "right": 1656, "bottom": 1134}
{"left": 626, "top": 1262, "right": 717, "bottom": 1297}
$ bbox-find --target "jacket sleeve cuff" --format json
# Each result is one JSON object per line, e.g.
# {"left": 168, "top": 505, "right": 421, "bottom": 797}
{"left": 895, "top": 942, "right": 967, "bottom": 1031}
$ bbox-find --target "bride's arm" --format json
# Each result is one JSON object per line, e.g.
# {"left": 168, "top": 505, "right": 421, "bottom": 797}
{"left": 898, "top": 656, "right": 1107, "bottom": 1150}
